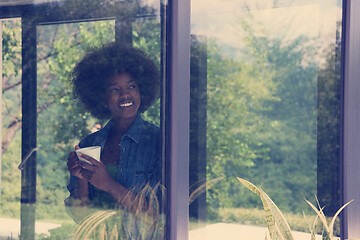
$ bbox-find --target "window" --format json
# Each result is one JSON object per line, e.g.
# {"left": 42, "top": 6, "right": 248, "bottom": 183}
{"left": 1, "top": 1, "right": 165, "bottom": 239}
{"left": 189, "top": 1, "right": 343, "bottom": 239}
{"left": 1, "top": 0, "right": 360, "bottom": 239}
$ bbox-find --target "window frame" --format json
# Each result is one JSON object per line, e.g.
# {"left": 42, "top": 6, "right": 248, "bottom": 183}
{"left": 342, "top": 0, "right": 360, "bottom": 238}
{"left": 165, "top": 0, "right": 191, "bottom": 239}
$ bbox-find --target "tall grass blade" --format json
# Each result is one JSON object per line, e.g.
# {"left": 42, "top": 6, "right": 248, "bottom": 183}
{"left": 303, "top": 210, "right": 319, "bottom": 240}
{"left": 110, "top": 223, "right": 119, "bottom": 240}
{"left": 73, "top": 183, "right": 166, "bottom": 239}
{"left": 99, "top": 223, "right": 106, "bottom": 239}
{"left": 305, "top": 199, "right": 330, "bottom": 234}
{"left": 74, "top": 210, "right": 118, "bottom": 240}
{"left": 329, "top": 199, "right": 353, "bottom": 232}
{"left": 189, "top": 177, "right": 224, "bottom": 205}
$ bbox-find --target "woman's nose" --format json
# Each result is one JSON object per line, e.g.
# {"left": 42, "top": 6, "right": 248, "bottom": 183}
{"left": 118, "top": 88, "right": 130, "bottom": 97}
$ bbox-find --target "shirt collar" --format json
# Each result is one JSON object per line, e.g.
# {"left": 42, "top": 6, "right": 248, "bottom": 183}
{"left": 123, "top": 114, "right": 143, "bottom": 144}
{"left": 104, "top": 114, "right": 143, "bottom": 144}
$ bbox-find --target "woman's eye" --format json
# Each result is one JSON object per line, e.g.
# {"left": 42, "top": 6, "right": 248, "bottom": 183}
{"left": 109, "top": 88, "right": 119, "bottom": 92}
{"left": 129, "top": 84, "right": 137, "bottom": 89}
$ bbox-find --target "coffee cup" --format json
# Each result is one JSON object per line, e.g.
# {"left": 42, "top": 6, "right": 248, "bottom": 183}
{"left": 76, "top": 146, "right": 101, "bottom": 165}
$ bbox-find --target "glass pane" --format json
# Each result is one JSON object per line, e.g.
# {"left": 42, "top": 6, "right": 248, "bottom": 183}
{"left": 1, "top": 0, "right": 165, "bottom": 239}
{"left": 190, "top": 1, "right": 342, "bottom": 239}
{"left": 1, "top": 18, "right": 23, "bottom": 237}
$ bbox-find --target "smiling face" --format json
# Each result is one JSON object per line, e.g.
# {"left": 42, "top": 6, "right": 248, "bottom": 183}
{"left": 105, "top": 73, "right": 141, "bottom": 122}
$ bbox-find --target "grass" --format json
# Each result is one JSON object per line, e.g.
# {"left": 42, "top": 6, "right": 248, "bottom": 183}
{"left": 217, "top": 207, "right": 340, "bottom": 236}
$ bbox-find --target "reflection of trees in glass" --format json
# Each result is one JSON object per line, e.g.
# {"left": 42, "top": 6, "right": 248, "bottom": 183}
{"left": 1, "top": 0, "right": 161, "bottom": 220}
{"left": 204, "top": 20, "right": 341, "bottom": 217}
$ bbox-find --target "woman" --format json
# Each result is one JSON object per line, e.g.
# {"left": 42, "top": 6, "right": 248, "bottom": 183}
{"left": 65, "top": 43, "right": 161, "bottom": 222}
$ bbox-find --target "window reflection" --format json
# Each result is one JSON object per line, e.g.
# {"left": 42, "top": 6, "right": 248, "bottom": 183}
{"left": 190, "top": 1, "right": 342, "bottom": 239}
{"left": 1, "top": 0, "right": 164, "bottom": 239}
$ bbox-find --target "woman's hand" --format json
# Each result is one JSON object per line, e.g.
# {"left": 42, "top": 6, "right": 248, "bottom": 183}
{"left": 67, "top": 145, "right": 86, "bottom": 180}
{"left": 75, "top": 152, "right": 139, "bottom": 211}
{"left": 67, "top": 146, "right": 89, "bottom": 203}
{"left": 77, "top": 154, "right": 137, "bottom": 210}
{"left": 77, "top": 153, "right": 116, "bottom": 193}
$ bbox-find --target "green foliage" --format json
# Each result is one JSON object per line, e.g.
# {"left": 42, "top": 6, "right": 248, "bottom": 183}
{"left": 37, "top": 223, "right": 77, "bottom": 240}
{"left": 133, "top": 18, "right": 161, "bottom": 126}
{"left": 2, "top": 19, "right": 21, "bottom": 84}
{"left": 251, "top": 35, "right": 319, "bottom": 213}
{"left": 35, "top": 20, "right": 116, "bottom": 219}
{"left": 2, "top": 19, "right": 22, "bottom": 133}
{"left": 217, "top": 208, "right": 320, "bottom": 234}
{"left": 1, "top": 19, "right": 22, "bottom": 218}
{"left": 203, "top": 18, "right": 341, "bottom": 215}
{"left": 205, "top": 38, "right": 274, "bottom": 209}
{"left": 133, "top": 18, "right": 161, "bottom": 66}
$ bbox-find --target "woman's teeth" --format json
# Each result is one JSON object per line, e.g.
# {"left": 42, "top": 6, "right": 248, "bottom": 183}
{"left": 120, "top": 102, "right": 133, "bottom": 107}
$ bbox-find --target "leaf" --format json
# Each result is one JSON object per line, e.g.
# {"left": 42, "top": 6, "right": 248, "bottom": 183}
{"left": 237, "top": 177, "right": 294, "bottom": 240}
{"left": 260, "top": 189, "right": 294, "bottom": 240}
{"left": 236, "top": 177, "right": 261, "bottom": 195}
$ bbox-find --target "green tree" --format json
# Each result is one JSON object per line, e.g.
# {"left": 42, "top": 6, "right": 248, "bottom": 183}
{"left": 250, "top": 35, "right": 319, "bottom": 213}
{"left": 204, "top": 20, "right": 325, "bottom": 216}
{"left": 1, "top": 19, "right": 22, "bottom": 218}
{"left": 205, "top": 37, "right": 277, "bottom": 211}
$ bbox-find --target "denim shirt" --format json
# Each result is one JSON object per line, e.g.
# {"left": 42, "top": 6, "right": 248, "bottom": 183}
{"left": 65, "top": 114, "right": 161, "bottom": 220}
